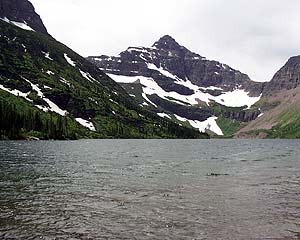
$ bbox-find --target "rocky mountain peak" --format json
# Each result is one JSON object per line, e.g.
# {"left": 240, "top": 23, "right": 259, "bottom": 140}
{"left": 0, "top": 0, "right": 49, "bottom": 35}
{"left": 152, "top": 35, "right": 184, "bottom": 51}
{"left": 263, "top": 55, "right": 300, "bottom": 95}
{"left": 285, "top": 55, "right": 300, "bottom": 67}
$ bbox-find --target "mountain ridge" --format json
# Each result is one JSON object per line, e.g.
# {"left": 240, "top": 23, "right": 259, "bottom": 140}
{"left": 87, "top": 35, "right": 264, "bottom": 136}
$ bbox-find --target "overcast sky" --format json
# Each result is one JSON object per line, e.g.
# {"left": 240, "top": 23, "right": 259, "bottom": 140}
{"left": 31, "top": 0, "right": 300, "bottom": 82}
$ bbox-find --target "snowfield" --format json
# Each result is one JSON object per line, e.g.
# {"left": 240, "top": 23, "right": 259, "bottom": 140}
{"left": 107, "top": 73, "right": 261, "bottom": 108}
{"left": 174, "top": 114, "right": 224, "bottom": 136}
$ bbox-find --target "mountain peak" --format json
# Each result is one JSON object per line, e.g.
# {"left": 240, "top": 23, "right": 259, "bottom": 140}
{"left": 0, "top": 0, "right": 49, "bottom": 35}
{"left": 152, "top": 35, "right": 183, "bottom": 51}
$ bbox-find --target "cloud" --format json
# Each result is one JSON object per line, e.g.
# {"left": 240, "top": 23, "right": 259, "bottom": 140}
{"left": 31, "top": 0, "right": 300, "bottom": 82}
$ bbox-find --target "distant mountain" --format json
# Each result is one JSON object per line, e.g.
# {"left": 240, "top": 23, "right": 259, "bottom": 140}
{"left": 236, "top": 56, "right": 300, "bottom": 138}
{"left": 0, "top": 1, "right": 206, "bottom": 139}
{"left": 0, "top": 0, "right": 48, "bottom": 34}
{"left": 88, "top": 35, "right": 264, "bottom": 137}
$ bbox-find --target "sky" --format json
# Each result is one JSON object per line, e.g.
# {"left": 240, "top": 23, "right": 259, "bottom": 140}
{"left": 31, "top": 0, "right": 300, "bottom": 82}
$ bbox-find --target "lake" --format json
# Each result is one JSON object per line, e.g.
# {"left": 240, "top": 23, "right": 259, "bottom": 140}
{"left": 0, "top": 140, "right": 299, "bottom": 239}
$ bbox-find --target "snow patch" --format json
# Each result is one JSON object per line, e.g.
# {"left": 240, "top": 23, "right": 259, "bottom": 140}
{"left": 59, "top": 77, "right": 71, "bottom": 87}
{"left": 44, "top": 85, "right": 52, "bottom": 90}
{"left": 75, "top": 118, "right": 96, "bottom": 131}
{"left": 174, "top": 115, "right": 223, "bottom": 136}
{"left": 127, "top": 47, "right": 149, "bottom": 53}
{"left": 64, "top": 53, "right": 76, "bottom": 67}
{"left": 79, "top": 70, "right": 97, "bottom": 83}
{"left": 0, "top": 17, "right": 35, "bottom": 31}
{"left": 200, "top": 86, "right": 223, "bottom": 91}
{"left": 109, "top": 99, "right": 119, "bottom": 105}
{"left": 157, "top": 113, "right": 171, "bottom": 119}
{"left": 24, "top": 78, "right": 68, "bottom": 116}
{"left": 142, "top": 93, "right": 157, "bottom": 107}
{"left": 46, "top": 70, "right": 54, "bottom": 75}
{"left": 147, "top": 63, "right": 179, "bottom": 80}
{"left": 258, "top": 113, "right": 264, "bottom": 118}
{"left": 0, "top": 84, "right": 31, "bottom": 101}
{"left": 141, "top": 102, "right": 149, "bottom": 106}
{"left": 42, "top": 52, "right": 53, "bottom": 61}
{"left": 174, "top": 114, "right": 187, "bottom": 122}
{"left": 107, "top": 74, "right": 260, "bottom": 108}
{"left": 214, "top": 90, "right": 262, "bottom": 109}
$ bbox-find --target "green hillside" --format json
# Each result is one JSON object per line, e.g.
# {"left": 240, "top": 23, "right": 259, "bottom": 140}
{"left": 0, "top": 21, "right": 208, "bottom": 139}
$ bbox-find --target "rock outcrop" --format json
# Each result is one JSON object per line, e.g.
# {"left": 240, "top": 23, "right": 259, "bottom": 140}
{"left": 0, "top": 0, "right": 49, "bottom": 34}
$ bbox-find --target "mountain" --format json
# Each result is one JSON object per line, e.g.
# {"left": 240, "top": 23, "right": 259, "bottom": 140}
{"left": 0, "top": 0, "right": 48, "bottom": 34}
{"left": 0, "top": 1, "right": 207, "bottom": 139}
{"left": 236, "top": 56, "right": 300, "bottom": 138}
{"left": 87, "top": 35, "right": 264, "bottom": 137}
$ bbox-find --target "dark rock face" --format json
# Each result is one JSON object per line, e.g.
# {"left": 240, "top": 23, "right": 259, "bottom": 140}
{"left": 87, "top": 35, "right": 262, "bottom": 95}
{"left": 0, "top": 0, "right": 48, "bottom": 34}
{"left": 263, "top": 56, "right": 300, "bottom": 95}
{"left": 223, "top": 110, "right": 261, "bottom": 122}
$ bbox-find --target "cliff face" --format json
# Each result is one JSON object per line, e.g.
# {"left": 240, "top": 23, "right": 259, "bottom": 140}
{"left": 263, "top": 56, "right": 300, "bottom": 95}
{"left": 0, "top": 0, "right": 49, "bottom": 34}
{"left": 236, "top": 55, "right": 300, "bottom": 138}
{"left": 88, "top": 35, "right": 262, "bottom": 94}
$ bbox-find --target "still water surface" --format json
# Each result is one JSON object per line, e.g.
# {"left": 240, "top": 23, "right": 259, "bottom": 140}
{"left": 0, "top": 140, "right": 300, "bottom": 239}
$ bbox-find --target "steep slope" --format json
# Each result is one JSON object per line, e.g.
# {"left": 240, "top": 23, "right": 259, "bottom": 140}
{"left": 0, "top": 0, "right": 48, "bottom": 34}
{"left": 88, "top": 35, "right": 264, "bottom": 137}
{"left": 0, "top": 17, "right": 207, "bottom": 139}
{"left": 236, "top": 56, "right": 300, "bottom": 138}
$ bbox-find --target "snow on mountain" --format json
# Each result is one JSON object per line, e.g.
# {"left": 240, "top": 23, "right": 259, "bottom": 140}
{"left": 0, "top": 84, "right": 31, "bottom": 101}
{"left": 88, "top": 35, "right": 264, "bottom": 136}
{"left": 107, "top": 73, "right": 261, "bottom": 109}
{"left": 0, "top": 17, "right": 34, "bottom": 31}
{"left": 23, "top": 78, "right": 68, "bottom": 116}
{"left": 174, "top": 115, "right": 223, "bottom": 136}
{"left": 64, "top": 53, "right": 76, "bottom": 67}
{"left": 75, "top": 118, "right": 96, "bottom": 131}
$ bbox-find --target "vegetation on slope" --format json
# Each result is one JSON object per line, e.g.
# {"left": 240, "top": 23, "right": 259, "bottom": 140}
{"left": 0, "top": 21, "right": 208, "bottom": 139}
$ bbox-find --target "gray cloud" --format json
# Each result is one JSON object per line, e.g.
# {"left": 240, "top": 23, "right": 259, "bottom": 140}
{"left": 31, "top": 0, "right": 300, "bottom": 82}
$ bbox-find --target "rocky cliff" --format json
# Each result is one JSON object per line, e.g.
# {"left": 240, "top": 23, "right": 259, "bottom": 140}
{"left": 0, "top": 0, "right": 49, "bottom": 34}
{"left": 263, "top": 56, "right": 300, "bottom": 95}
{"left": 236, "top": 56, "right": 300, "bottom": 138}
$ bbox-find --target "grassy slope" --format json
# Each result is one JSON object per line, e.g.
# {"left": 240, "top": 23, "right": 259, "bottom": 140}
{"left": 236, "top": 88, "right": 300, "bottom": 138}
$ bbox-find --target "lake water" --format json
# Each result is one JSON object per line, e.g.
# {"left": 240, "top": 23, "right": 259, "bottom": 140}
{"left": 0, "top": 140, "right": 299, "bottom": 239}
